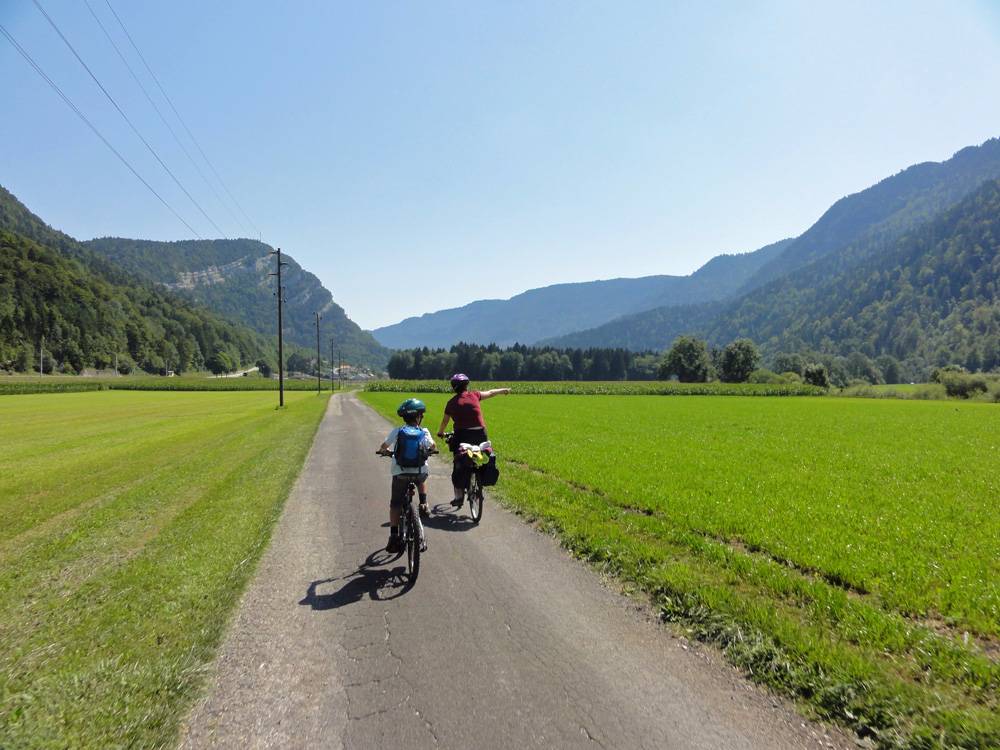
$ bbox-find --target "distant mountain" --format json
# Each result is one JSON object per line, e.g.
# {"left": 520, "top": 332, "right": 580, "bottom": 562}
{"left": 706, "top": 178, "right": 1000, "bottom": 370}
{"left": 548, "top": 138, "right": 1000, "bottom": 368}
{"left": 84, "top": 237, "right": 390, "bottom": 370}
{"left": 738, "top": 138, "right": 1000, "bottom": 293}
{"left": 372, "top": 238, "right": 792, "bottom": 349}
{"left": 0, "top": 186, "right": 276, "bottom": 374}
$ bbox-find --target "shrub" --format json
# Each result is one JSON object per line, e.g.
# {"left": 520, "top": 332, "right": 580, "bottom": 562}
{"left": 911, "top": 383, "right": 947, "bottom": 400}
{"left": 931, "top": 364, "right": 967, "bottom": 383}
{"left": 803, "top": 363, "right": 831, "bottom": 389}
{"left": 748, "top": 369, "right": 783, "bottom": 384}
{"left": 940, "top": 372, "right": 988, "bottom": 399}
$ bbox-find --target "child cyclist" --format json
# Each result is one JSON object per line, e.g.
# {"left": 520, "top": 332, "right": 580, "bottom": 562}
{"left": 376, "top": 398, "right": 436, "bottom": 553}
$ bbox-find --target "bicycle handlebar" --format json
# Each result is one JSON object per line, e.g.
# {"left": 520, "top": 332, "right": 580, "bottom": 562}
{"left": 376, "top": 448, "right": 439, "bottom": 457}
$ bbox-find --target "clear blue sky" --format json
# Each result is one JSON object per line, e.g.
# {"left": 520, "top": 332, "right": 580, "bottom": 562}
{"left": 3, "top": 1, "right": 1000, "bottom": 329}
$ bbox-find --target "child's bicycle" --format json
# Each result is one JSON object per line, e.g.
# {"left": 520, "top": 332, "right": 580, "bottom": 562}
{"left": 377, "top": 448, "right": 436, "bottom": 583}
{"left": 443, "top": 433, "right": 487, "bottom": 525}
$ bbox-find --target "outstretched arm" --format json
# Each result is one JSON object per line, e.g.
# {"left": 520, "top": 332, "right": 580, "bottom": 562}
{"left": 437, "top": 413, "right": 452, "bottom": 437}
{"left": 479, "top": 388, "right": 511, "bottom": 400}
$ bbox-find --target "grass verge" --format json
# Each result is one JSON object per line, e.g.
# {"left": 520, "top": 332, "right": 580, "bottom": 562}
{"left": 0, "top": 390, "right": 329, "bottom": 749}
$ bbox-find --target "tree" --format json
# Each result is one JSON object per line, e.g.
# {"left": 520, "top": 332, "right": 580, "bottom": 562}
{"left": 256, "top": 358, "right": 273, "bottom": 378}
{"left": 875, "top": 354, "right": 902, "bottom": 384}
{"left": 286, "top": 352, "right": 311, "bottom": 374}
{"left": 803, "top": 363, "right": 830, "bottom": 388}
{"left": 206, "top": 350, "right": 236, "bottom": 375}
{"left": 773, "top": 352, "right": 805, "bottom": 376}
{"left": 659, "top": 336, "right": 710, "bottom": 382}
{"left": 15, "top": 344, "right": 34, "bottom": 373}
{"left": 718, "top": 339, "right": 761, "bottom": 383}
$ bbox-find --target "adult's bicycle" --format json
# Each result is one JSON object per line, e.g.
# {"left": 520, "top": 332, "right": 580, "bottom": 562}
{"left": 443, "top": 433, "right": 485, "bottom": 525}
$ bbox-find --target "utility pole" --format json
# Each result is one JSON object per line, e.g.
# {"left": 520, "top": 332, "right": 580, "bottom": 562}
{"left": 269, "top": 248, "right": 288, "bottom": 407}
{"left": 339, "top": 349, "right": 343, "bottom": 391}
{"left": 314, "top": 312, "right": 322, "bottom": 395}
{"left": 114, "top": 352, "right": 119, "bottom": 376}
{"left": 330, "top": 336, "right": 337, "bottom": 391}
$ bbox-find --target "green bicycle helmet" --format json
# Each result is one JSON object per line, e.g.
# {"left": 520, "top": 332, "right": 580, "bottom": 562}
{"left": 396, "top": 398, "right": 426, "bottom": 418}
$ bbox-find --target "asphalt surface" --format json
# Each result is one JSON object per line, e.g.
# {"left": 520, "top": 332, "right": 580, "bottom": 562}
{"left": 179, "top": 393, "right": 852, "bottom": 749}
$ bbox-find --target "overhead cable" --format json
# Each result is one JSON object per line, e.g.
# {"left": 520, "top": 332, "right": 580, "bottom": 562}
{"left": 104, "top": 0, "right": 263, "bottom": 240}
{"left": 32, "top": 0, "right": 228, "bottom": 239}
{"left": 0, "top": 22, "right": 201, "bottom": 237}
{"left": 82, "top": 0, "right": 246, "bottom": 238}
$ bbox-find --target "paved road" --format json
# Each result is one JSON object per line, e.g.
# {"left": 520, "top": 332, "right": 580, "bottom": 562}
{"left": 179, "top": 394, "right": 850, "bottom": 749}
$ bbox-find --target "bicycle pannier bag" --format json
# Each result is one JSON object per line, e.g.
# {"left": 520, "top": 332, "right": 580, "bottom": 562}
{"left": 395, "top": 426, "right": 427, "bottom": 468}
{"left": 479, "top": 454, "right": 500, "bottom": 486}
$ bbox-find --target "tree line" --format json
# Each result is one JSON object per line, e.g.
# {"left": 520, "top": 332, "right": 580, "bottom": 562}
{"left": 388, "top": 342, "right": 664, "bottom": 381}
{"left": 385, "top": 338, "right": 960, "bottom": 388}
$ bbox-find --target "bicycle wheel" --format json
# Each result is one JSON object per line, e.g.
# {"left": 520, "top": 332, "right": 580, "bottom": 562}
{"left": 405, "top": 507, "right": 421, "bottom": 582}
{"left": 467, "top": 471, "right": 484, "bottom": 524}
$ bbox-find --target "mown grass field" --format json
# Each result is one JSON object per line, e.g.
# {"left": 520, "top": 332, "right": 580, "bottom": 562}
{"left": 0, "top": 374, "right": 340, "bottom": 395}
{"left": 361, "top": 391, "right": 1000, "bottom": 748}
{"left": 0, "top": 390, "right": 328, "bottom": 749}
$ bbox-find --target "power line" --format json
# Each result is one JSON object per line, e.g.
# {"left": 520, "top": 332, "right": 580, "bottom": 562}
{"left": 104, "top": 0, "right": 263, "bottom": 240}
{"left": 0, "top": 22, "right": 201, "bottom": 237}
{"left": 32, "top": 0, "right": 228, "bottom": 239}
{"left": 82, "top": 0, "right": 247, "bottom": 238}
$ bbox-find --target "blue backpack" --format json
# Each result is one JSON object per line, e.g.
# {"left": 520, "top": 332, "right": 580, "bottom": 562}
{"left": 395, "top": 426, "right": 427, "bottom": 468}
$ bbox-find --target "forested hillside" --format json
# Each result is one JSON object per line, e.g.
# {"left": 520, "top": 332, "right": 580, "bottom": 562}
{"left": 552, "top": 179, "right": 1000, "bottom": 377}
{"left": 372, "top": 238, "right": 791, "bottom": 348}
{"left": 85, "top": 237, "right": 390, "bottom": 370}
{"left": 739, "top": 138, "right": 1000, "bottom": 292}
{"left": 548, "top": 139, "right": 1000, "bottom": 370}
{"left": 711, "top": 178, "right": 1000, "bottom": 371}
{"left": 0, "top": 227, "right": 273, "bottom": 375}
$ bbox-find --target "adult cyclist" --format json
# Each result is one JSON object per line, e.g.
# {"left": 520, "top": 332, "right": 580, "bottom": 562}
{"left": 436, "top": 373, "right": 510, "bottom": 507}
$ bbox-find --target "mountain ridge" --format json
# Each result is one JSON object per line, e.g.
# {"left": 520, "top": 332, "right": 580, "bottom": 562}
{"left": 546, "top": 137, "right": 1000, "bottom": 362}
{"left": 373, "top": 237, "right": 792, "bottom": 348}
{"left": 0, "top": 186, "right": 279, "bottom": 374}
{"left": 84, "top": 237, "right": 390, "bottom": 370}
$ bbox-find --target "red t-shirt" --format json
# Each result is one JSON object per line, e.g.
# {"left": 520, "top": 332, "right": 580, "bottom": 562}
{"left": 445, "top": 390, "right": 485, "bottom": 430}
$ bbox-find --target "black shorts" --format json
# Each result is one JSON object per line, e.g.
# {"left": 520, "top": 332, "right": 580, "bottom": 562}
{"left": 390, "top": 472, "right": 426, "bottom": 509}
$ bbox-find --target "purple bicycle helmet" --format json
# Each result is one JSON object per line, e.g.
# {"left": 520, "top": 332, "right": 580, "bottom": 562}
{"left": 449, "top": 373, "right": 470, "bottom": 391}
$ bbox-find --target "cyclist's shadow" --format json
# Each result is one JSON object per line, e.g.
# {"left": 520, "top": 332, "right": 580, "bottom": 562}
{"left": 300, "top": 550, "right": 413, "bottom": 609}
{"left": 420, "top": 503, "right": 477, "bottom": 532}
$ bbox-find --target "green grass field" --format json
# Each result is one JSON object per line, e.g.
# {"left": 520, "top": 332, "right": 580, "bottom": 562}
{"left": 0, "top": 374, "right": 342, "bottom": 395}
{"left": 361, "top": 391, "right": 1000, "bottom": 748}
{"left": 0, "top": 390, "right": 328, "bottom": 749}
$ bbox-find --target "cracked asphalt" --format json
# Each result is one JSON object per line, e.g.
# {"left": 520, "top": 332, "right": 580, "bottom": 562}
{"left": 178, "top": 393, "right": 852, "bottom": 750}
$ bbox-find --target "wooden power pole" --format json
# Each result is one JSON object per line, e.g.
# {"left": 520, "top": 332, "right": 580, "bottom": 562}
{"left": 314, "top": 311, "right": 322, "bottom": 395}
{"left": 269, "top": 248, "right": 288, "bottom": 407}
